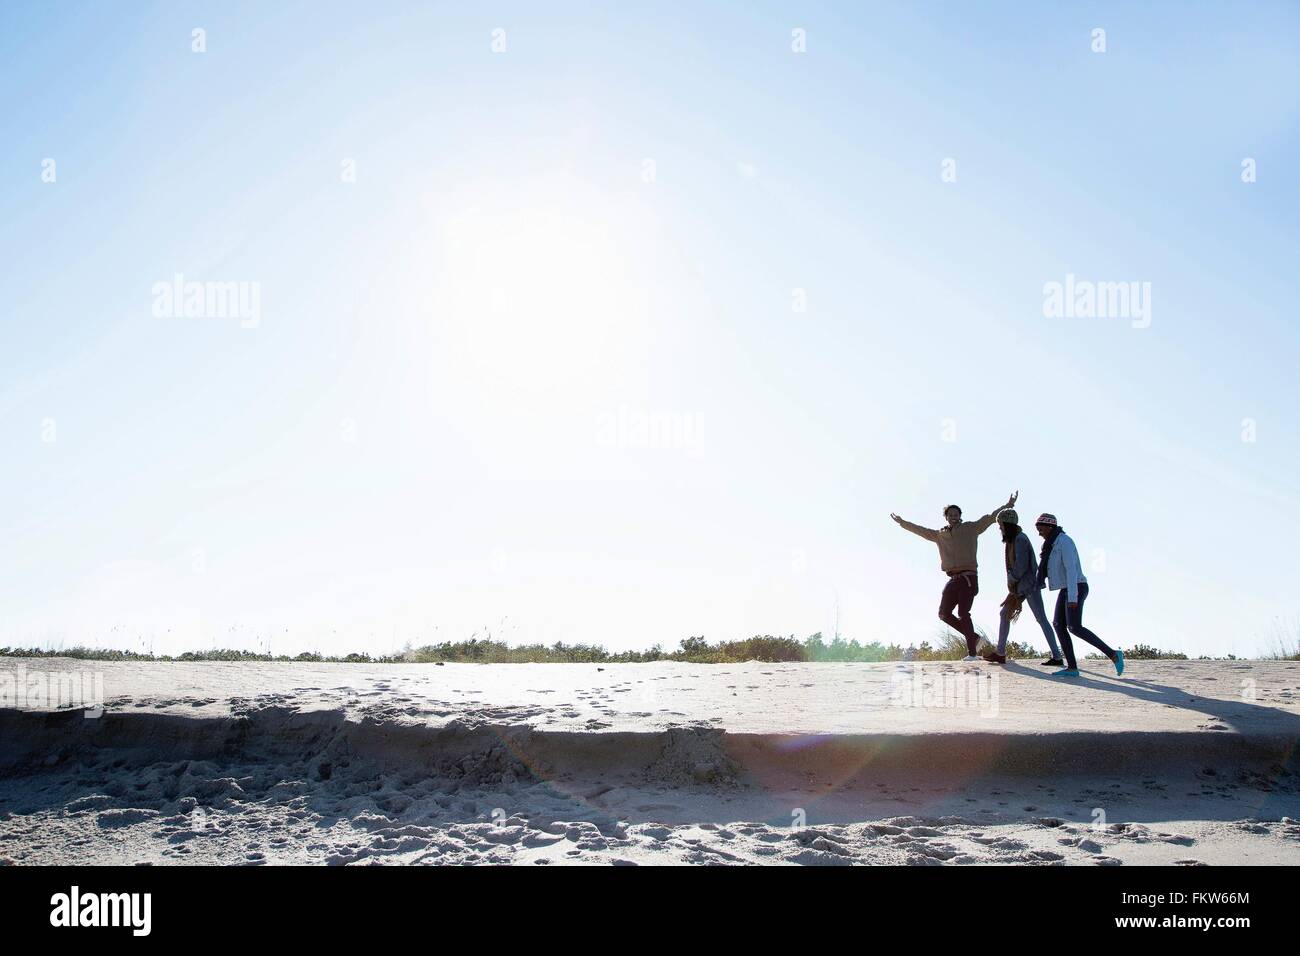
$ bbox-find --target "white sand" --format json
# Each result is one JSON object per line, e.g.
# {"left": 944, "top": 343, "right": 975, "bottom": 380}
{"left": 2, "top": 658, "right": 1299, "bottom": 865}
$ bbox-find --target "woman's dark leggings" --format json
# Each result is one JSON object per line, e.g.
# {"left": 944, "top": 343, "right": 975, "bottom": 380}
{"left": 1053, "top": 582, "right": 1114, "bottom": 669}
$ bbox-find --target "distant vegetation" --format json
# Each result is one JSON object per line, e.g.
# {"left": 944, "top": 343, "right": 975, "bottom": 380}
{"left": 0, "top": 631, "right": 1207, "bottom": 664}
{"left": 1261, "top": 617, "right": 1300, "bottom": 661}
{"left": 1117, "top": 643, "right": 1188, "bottom": 661}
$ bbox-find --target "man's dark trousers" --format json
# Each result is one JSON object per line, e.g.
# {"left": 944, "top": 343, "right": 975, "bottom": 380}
{"left": 939, "top": 571, "right": 980, "bottom": 656}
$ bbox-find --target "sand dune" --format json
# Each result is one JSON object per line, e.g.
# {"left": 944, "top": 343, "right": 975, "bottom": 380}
{"left": 2, "top": 658, "right": 1298, "bottom": 865}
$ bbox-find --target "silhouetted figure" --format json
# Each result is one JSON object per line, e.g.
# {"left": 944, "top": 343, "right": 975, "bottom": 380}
{"left": 891, "top": 491, "right": 1018, "bottom": 660}
{"left": 982, "top": 508, "right": 1064, "bottom": 666}
{"left": 1033, "top": 512, "right": 1124, "bottom": 678}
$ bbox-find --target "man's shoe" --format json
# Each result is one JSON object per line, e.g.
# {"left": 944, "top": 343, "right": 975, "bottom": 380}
{"left": 1114, "top": 649, "right": 1125, "bottom": 677}
{"left": 961, "top": 655, "right": 980, "bottom": 662}
{"left": 1040, "top": 657, "right": 1064, "bottom": 667}
{"left": 1051, "top": 667, "right": 1081, "bottom": 677}
{"left": 981, "top": 652, "right": 1006, "bottom": 664}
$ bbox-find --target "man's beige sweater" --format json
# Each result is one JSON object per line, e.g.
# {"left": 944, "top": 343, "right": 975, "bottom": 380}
{"left": 898, "top": 511, "right": 1001, "bottom": 574}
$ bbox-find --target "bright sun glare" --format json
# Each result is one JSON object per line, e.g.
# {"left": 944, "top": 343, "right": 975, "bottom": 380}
{"left": 433, "top": 181, "right": 652, "bottom": 406}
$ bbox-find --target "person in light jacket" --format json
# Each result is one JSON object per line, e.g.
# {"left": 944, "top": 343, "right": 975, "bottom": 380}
{"left": 1033, "top": 513, "right": 1124, "bottom": 678}
{"left": 980, "top": 509, "right": 1064, "bottom": 665}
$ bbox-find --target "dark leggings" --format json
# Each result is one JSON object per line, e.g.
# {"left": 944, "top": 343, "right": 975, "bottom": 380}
{"left": 1053, "top": 582, "right": 1114, "bottom": 669}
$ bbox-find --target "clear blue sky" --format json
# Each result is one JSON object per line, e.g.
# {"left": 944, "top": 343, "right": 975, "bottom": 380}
{"left": 2, "top": 1, "right": 1298, "bottom": 657}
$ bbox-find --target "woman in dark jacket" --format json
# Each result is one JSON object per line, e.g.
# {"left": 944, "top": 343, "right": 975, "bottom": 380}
{"left": 981, "top": 510, "right": 1064, "bottom": 665}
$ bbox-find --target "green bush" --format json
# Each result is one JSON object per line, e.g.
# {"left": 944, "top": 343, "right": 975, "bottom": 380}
{"left": 1121, "top": 643, "right": 1189, "bottom": 660}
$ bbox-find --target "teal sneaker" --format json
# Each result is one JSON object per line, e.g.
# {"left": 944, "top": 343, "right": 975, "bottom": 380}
{"left": 1052, "top": 668, "right": 1081, "bottom": 678}
{"left": 1114, "top": 649, "right": 1125, "bottom": 677}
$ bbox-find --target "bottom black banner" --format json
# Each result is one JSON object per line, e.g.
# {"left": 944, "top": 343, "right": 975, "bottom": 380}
{"left": 0, "top": 864, "right": 1280, "bottom": 942}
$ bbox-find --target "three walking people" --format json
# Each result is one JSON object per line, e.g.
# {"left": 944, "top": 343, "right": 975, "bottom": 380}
{"left": 891, "top": 494, "right": 1123, "bottom": 677}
